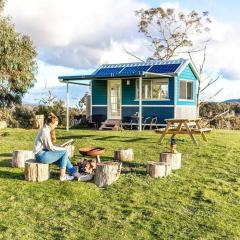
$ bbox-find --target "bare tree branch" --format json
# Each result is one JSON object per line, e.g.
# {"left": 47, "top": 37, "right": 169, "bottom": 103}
{"left": 123, "top": 48, "right": 144, "bottom": 62}
{"left": 201, "top": 76, "right": 219, "bottom": 93}
{"left": 209, "top": 88, "right": 223, "bottom": 100}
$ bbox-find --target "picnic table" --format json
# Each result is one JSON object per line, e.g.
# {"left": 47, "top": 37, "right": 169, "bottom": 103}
{"left": 155, "top": 118, "right": 212, "bottom": 145}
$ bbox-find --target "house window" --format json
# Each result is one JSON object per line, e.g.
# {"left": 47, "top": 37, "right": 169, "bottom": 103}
{"left": 180, "top": 80, "right": 193, "bottom": 100}
{"left": 136, "top": 78, "right": 169, "bottom": 100}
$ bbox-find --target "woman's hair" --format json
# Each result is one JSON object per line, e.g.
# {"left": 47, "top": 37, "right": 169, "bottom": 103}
{"left": 46, "top": 112, "right": 58, "bottom": 125}
{"left": 46, "top": 113, "right": 58, "bottom": 143}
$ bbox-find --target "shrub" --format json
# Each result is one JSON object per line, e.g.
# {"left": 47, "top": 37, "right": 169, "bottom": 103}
{"left": 0, "top": 108, "right": 18, "bottom": 127}
{"left": 35, "top": 100, "right": 79, "bottom": 127}
{"left": 12, "top": 105, "right": 35, "bottom": 128}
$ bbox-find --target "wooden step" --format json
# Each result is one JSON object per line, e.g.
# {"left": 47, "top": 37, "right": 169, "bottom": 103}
{"left": 99, "top": 119, "right": 122, "bottom": 131}
{"left": 102, "top": 126, "right": 114, "bottom": 130}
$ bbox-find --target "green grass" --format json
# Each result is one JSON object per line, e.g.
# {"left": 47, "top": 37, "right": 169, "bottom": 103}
{"left": 0, "top": 128, "right": 240, "bottom": 240}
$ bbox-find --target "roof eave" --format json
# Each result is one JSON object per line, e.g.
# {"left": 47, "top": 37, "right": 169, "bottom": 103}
{"left": 59, "top": 79, "right": 90, "bottom": 86}
{"left": 144, "top": 72, "right": 174, "bottom": 77}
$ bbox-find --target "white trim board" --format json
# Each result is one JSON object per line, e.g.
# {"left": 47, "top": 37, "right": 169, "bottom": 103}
{"left": 122, "top": 105, "right": 174, "bottom": 107}
{"left": 92, "top": 105, "right": 108, "bottom": 107}
{"left": 91, "top": 104, "right": 174, "bottom": 108}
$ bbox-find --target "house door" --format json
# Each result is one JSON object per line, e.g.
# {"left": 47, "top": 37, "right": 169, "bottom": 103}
{"left": 108, "top": 80, "right": 121, "bottom": 119}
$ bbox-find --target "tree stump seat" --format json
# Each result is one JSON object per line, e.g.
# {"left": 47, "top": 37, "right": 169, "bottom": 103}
{"left": 94, "top": 162, "right": 122, "bottom": 187}
{"left": 25, "top": 160, "right": 50, "bottom": 182}
{"left": 160, "top": 152, "right": 182, "bottom": 170}
{"left": 147, "top": 161, "right": 172, "bottom": 178}
{"left": 114, "top": 148, "right": 134, "bottom": 161}
{"left": 12, "top": 150, "right": 35, "bottom": 168}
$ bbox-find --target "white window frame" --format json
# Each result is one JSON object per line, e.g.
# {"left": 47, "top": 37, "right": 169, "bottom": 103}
{"left": 135, "top": 78, "right": 170, "bottom": 101}
{"left": 179, "top": 80, "right": 194, "bottom": 101}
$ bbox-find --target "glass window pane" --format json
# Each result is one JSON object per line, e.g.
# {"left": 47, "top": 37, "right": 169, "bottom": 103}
{"left": 180, "top": 81, "right": 186, "bottom": 99}
{"left": 152, "top": 79, "right": 168, "bottom": 99}
{"left": 187, "top": 82, "right": 193, "bottom": 100}
{"left": 142, "top": 80, "right": 151, "bottom": 99}
{"left": 136, "top": 79, "right": 139, "bottom": 99}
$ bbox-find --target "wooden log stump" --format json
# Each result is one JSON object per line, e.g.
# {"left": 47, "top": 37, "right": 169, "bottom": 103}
{"left": 114, "top": 148, "right": 134, "bottom": 161}
{"left": 66, "top": 145, "right": 75, "bottom": 158}
{"left": 12, "top": 150, "right": 35, "bottom": 168}
{"left": 147, "top": 162, "right": 171, "bottom": 178}
{"left": 146, "top": 161, "right": 156, "bottom": 174}
{"left": 25, "top": 160, "right": 50, "bottom": 182}
{"left": 95, "top": 162, "right": 122, "bottom": 187}
{"left": 160, "top": 152, "right": 182, "bottom": 170}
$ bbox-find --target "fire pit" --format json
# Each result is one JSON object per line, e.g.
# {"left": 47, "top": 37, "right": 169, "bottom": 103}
{"left": 79, "top": 147, "right": 105, "bottom": 162}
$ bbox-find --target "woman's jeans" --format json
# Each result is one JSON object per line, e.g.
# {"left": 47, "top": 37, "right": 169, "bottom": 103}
{"left": 35, "top": 149, "right": 76, "bottom": 175}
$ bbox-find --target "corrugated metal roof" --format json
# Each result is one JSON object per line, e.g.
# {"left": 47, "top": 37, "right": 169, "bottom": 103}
{"left": 59, "top": 58, "right": 189, "bottom": 82}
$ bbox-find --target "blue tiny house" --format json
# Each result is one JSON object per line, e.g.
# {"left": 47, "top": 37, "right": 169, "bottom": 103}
{"left": 59, "top": 59, "right": 199, "bottom": 130}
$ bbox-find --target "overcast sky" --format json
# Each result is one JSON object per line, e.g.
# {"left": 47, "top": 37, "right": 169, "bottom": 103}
{"left": 4, "top": 0, "right": 240, "bottom": 105}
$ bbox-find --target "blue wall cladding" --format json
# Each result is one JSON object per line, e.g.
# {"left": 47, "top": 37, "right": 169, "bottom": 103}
{"left": 122, "top": 107, "right": 139, "bottom": 119}
{"left": 143, "top": 107, "right": 174, "bottom": 124}
{"left": 92, "top": 80, "right": 107, "bottom": 105}
{"left": 92, "top": 106, "right": 107, "bottom": 118}
{"left": 177, "top": 64, "right": 197, "bottom": 106}
{"left": 179, "top": 64, "right": 197, "bottom": 80}
{"left": 122, "top": 107, "right": 174, "bottom": 124}
{"left": 122, "top": 79, "right": 136, "bottom": 105}
{"left": 148, "top": 64, "right": 180, "bottom": 74}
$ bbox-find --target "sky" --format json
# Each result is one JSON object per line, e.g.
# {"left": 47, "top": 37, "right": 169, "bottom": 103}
{"left": 4, "top": 0, "right": 240, "bottom": 106}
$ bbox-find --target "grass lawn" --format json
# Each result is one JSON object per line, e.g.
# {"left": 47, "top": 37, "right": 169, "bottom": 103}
{"left": 0, "top": 128, "right": 240, "bottom": 240}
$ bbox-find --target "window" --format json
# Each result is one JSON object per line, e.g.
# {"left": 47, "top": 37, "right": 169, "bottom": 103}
{"left": 180, "top": 80, "right": 193, "bottom": 100}
{"left": 136, "top": 78, "right": 169, "bottom": 100}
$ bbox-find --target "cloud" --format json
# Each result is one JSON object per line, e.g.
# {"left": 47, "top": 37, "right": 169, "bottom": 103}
{"left": 205, "top": 21, "right": 240, "bottom": 81}
{"left": 4, "top": 0, "right": 240, "bottom": 103}
{"left": 5, "top": 0, "right": 148, "bottom": 68}
{"left": 33, "top": 60, "right": 93, "bottom": 89}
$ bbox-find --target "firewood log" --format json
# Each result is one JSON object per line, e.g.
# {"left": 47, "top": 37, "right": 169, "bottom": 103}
{"left": 79, "top": 159, "right": 97, "bottom": 175}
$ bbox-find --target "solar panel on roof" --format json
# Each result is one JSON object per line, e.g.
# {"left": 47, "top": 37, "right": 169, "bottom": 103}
{"left": 95, "top": 67, "right": 124, "bottom": 76}
{"left": 148, "top": 64, "right": 180, "bottom": 74}
{"left": 120, "top": 66, "right": 150, "bottom": 75}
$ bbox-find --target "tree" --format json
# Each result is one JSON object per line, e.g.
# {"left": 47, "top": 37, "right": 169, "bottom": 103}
{"left": 0, "top": 0, "right": 37, "bottom": 108}
{"left": 135, "top": 7, "right": 220, "bottom": 114}
{"left": 36, "top": 90, "right": 58, "bottom": 106}
{"left": 77, "top": 92, "right": 89, "bottom": 114}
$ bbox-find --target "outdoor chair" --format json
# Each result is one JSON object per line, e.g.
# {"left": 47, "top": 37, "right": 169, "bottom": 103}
{"left": 121, "top": 116, "right": 133, "bottom": 130}
{"left": 89, "top": 114, "right": 107, "bottom": 129}
{"left": 73, "top": 114, "right": 86, "bottom": 127}
{"left": 142, "top": 117, "right": 151, "bottom": 130}
{"left": 141, "top": 116, "right": 159, "bottom": 130}
{"left": 150, "top": 116, "right": 158, "bottom": 130}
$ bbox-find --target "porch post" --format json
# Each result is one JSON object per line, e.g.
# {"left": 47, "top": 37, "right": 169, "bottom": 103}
{"left": 66, "top": 83, "right": 69, "bottom": 131}
{"left": 139, "top": 76, "right": 142, "bottom": 131}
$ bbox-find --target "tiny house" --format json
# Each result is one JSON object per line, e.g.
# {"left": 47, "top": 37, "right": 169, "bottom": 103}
{"left": 59, "top": 58, "right": 199, "bottom": 130}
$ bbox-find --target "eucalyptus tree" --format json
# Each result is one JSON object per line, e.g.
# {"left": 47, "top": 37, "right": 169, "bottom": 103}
{"left": 0, "top": 0, "right": 37, "bottom": 107}
{"left": 136, "top": 7, "right": 220, "bottom": 113}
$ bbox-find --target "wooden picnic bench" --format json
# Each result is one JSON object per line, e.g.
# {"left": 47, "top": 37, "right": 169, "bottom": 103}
{"left": 155, "top": 118, "right": 212, "bottom": 145}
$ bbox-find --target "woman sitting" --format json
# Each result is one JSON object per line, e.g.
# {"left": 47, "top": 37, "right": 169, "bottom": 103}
{"left": 33, "top": 113, "right": 80, "bottom": 181}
